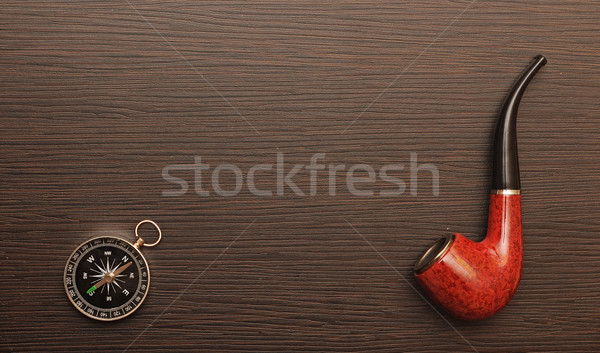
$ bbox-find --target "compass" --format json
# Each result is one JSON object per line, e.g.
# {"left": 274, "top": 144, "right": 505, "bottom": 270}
{"left": 64, "top": 220, "right": 162, "bottom": 321}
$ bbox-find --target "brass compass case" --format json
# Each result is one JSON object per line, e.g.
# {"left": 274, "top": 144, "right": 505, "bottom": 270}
{"left": 64, "top": 220, "right": 161, "bottom": 321}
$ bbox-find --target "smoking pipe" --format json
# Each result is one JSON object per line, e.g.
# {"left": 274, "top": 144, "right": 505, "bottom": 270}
{"left": 413, "top": 55, "right": 547, "bottom": 321}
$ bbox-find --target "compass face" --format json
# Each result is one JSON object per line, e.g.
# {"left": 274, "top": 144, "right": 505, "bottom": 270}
{"left": 64, "top": 236, "right": 150, "bottom": 321}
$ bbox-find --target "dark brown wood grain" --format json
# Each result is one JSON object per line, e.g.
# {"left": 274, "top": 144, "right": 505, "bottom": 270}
{"left": 1, "top": 1, "right": 599, "bottom": 352}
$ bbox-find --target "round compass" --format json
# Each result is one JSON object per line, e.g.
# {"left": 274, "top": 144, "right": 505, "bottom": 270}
{"left": 64, "top": 220, "right": 161, "bottom": 321}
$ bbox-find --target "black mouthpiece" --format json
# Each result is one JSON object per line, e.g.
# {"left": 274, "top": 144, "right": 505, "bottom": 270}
{"left": 491, "top": 55, "right": 547, "bottom": 190}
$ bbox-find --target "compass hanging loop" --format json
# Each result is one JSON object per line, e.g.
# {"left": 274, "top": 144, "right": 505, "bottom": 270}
{"left": 135, "top": 220, "right": 162, "bottom": 248}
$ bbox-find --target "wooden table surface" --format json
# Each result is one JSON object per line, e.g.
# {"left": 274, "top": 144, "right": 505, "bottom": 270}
{"left": 1, "top": 1, "right": 599, "bottom": 352}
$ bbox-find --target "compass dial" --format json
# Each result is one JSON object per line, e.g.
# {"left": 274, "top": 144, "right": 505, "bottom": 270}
{"left": 64, "top": 236, "right": 150, "bottom": 321}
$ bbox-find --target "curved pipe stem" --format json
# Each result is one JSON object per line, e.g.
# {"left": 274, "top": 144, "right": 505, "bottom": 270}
{"left": 492, "top": 55, "right": 547, "bottom": 190}
{"left": 414, "top": 55, "right": 546, "bottom": 320}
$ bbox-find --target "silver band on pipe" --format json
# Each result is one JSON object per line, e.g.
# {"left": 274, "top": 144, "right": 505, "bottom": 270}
{"left": 491, "top": 189, "right": 521, "bottom": 195}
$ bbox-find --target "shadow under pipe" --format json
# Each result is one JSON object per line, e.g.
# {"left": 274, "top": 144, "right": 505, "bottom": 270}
{"left": 413, "top": 55, "right": 547, "bottom": 321}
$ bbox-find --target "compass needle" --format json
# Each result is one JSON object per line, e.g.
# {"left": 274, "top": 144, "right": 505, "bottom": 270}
{"left": 86, "top": 261, "right": 133, "bottom": 294}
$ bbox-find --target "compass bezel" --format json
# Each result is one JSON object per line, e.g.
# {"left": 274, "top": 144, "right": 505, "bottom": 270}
{"left": 64, "top": 236, "right": 151, "bottom": 321}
